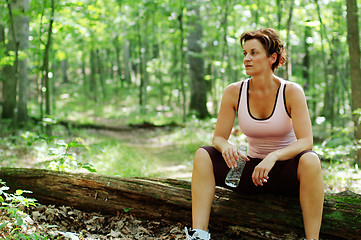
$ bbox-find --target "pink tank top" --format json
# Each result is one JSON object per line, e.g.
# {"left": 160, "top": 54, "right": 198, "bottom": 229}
{"left": 237, "top": 78, "right": 296, "bottom": 159}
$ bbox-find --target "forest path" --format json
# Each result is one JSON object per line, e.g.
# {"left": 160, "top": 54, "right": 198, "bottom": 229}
{"left": 89, "top": 125, "right": 194, "bottom": 180}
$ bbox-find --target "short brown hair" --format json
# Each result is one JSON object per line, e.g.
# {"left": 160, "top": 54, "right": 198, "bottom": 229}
{"left": 240, "top": 28, "right": 286, "bottom": 71}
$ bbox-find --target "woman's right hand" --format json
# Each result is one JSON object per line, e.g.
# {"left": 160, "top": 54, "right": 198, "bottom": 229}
{"left": 222, "top": 144, "right": 249, "bottom": 168}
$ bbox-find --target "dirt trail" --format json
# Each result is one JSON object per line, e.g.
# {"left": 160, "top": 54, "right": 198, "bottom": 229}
{"left": 92, "top": 127, "right": 193, "bottom": 180}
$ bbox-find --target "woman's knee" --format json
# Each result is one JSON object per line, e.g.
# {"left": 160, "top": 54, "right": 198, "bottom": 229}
{"left": 298, "top": 152, "right": 322, "bottom": 177}
{"left": 194, "top": 147, "right": 213, "bottom": 170}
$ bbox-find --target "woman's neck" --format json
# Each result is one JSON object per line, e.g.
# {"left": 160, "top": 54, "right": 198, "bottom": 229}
{"left": 249, "top": 73, "right": 280, "bottom": 93}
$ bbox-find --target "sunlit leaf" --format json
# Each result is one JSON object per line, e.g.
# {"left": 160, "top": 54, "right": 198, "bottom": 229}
{"left": 15, "top": 189, "right": 23, "bottom": 195}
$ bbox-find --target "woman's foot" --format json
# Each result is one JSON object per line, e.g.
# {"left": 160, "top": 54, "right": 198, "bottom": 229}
{"left": 184, "top": 227, "right": 211, "bottom": 240}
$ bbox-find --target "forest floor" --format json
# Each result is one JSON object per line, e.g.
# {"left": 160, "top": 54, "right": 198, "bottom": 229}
{"left": 1, "top": 119, "right": 361, "bottom": 239}
{"left": 0, "top": 203, "right": 304, "bottom": 240}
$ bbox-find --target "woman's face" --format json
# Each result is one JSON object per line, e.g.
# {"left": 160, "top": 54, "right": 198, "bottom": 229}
{"left": 243, "top": 39, "right": 275, "bottom": 76}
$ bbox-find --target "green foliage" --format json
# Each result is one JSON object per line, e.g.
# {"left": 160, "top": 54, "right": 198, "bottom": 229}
{"left": 0, "top": 180, "right": 48, "bottom": 239}
{"left": 0, "top": 51, "right": 15, "bottom": 67}
{"left": 314, "top": 125, "right": 357, "bottom": 163}
{"left": 0, "top": 180, "right": 60, "bottom": 239}
{"left": 24, "top": 133, "right": 96, "bottom": 172}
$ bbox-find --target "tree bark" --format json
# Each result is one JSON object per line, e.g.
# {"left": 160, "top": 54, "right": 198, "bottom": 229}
{"left": 285, "top": 0, "right": 294, "bottom": 81}
{"left": 137, "top": 20, "right": 145, "bottom": 109}
{"left": 303, "top": 22, "right": 311, "bottom": 91}
{"left": 2, "top": 0, "right": 22, "bottom": 120}
{"left": 61, "top": 59, "right": 69, "bottom": 83}
{"left": 17, "top": 57, "right": 28, "bottom": 125}
{"left": 40, "top": 0, "right": 55, "bottom": 135}
{"left": 346, "top": 0, "right": 361, "bottom": 165}
{"left": 0, "top": 23, "right": 4, "bottom": 103}
{"left": 90, "top": 49, "right": 98, "bottom": 101}
{"left": 113, "top": 35, "right": 123, "bottom": 91}
{"left": 14, "top": 0, "right": 29, "bottom": 126}
{"left": 123, "top": 39, "right": 132, "bottom": 84}
{"left": 178, "top": 1, "right": 187, "bottom": 122}
{"left": 96, "top": 49, "right": 106, "bottom": 99}
{"left": 314, "top": 0, "right": 332, "bottom": 123}
{"left": 0, "top": 168, "right": 360, "bottom": 240}
{"left": 187, "top": 1, "right": 209, "bottom": 119}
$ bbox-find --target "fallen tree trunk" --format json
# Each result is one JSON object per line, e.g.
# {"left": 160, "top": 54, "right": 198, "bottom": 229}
{"left": 30, "top": 116, "right": 181, "bottom": 132}
{"left": 0, "top": 168, "right": 360, "bottom": 239}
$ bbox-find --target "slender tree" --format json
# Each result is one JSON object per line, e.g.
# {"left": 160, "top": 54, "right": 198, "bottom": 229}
{"left": 314, "top": 0, "right": 333, "bottom": 122}
{"left": 303, "top": 22, "right": 311, "bottom": 91}
{"left": 40, "top": 0, "right": 55, "bottom": 135}
{"left": 346, "top": 0, "right": 361, "bottom": 164}
{"left": 61, "top": 59, "right": 69, "bottom": 83}
{"left": 1, "top": 0, "right": 29, "bottom": 126}
{"left": 285, "top": 0, "right": 294, "bottom": 81}
{"left": 187, "top": 1, "right": 209, "bottom": 118}
{"left": 0, "top": 23, "right": 5, "bottom": 107}
{"left": 89, "top": 49, "right": 98, "bottom": 101}
{"left": 2, "top": 0, "right": 19, "bottom": 121}
{"left": 178, "top": 0, "right": 187, "bottom": 122}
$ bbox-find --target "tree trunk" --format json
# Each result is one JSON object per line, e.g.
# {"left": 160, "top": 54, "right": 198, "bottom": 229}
{"left": 2, "top": 64, "right": 16, "bottom": 120}
{"left": 81, "top": 51, "right": 88, "bottom": 96}
{"left": 303, "top": 22, "right": 311, "bottom": 91}
{"left": 61, "top": 59, "right": 69, "bottom": 83}
{"left": 113, "top": 35, "right": 123, "bottom": 91}
{"left": 285, "top": 0, "right": 294, "bottom": 81}
{"left": 187, "top": 1, "right": 209, "bottom": 119}
{"left": 40, "top": 0, "right": 55, "bottom": 136}
{"left": 0, "top": 23, "right": 4, "bottom": 103}
{"left": 0, "top": 168, "right": 360, "bottom": 240}
{"left": 314, "top": 0, "right": 332, "bottom": 123}
{"left": 96, "top": 49, "right": 106, "bottom": 99}
{"left": 17, "top": 58, "right": 28, "bottom": 125}
{"left": 276, "top": 0, "right": 282, "bottom": 31}
{"left": 123, "top": 39, "right": 132, "bottom": 84}
{"left": 178, "top": 1, "right": 187, "bottom": 122}
{"left": 0, "top": 23, "right": 4, "bottom": 44}
{"left": 2, "top": 0, "right": 21, "bottom": 120}
{"left": 137, "top": 21, "right": 145, "bottom": 109}
{"left": 329, "top": 37, "right": 341, "bottom": 128}
{"left": 346, "top": 0, "right": 361, "bottom": 165}
{"left": 14, "top": 0, "right": 29, "bottom": 126}
{"left": 220, "top": 0, "right": 230, "bottom": 87}
{"left": 90, "top": 49, "right": 98, "bottom": 101}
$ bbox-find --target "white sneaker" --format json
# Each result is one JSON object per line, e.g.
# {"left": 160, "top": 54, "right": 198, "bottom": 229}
{"left": 184, "top": 227, "right": 211, "bottom": 240}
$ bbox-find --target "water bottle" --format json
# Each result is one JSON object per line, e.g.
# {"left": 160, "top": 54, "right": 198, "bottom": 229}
{"left": 225, "top": 145, "right": 247, "bottom": 188}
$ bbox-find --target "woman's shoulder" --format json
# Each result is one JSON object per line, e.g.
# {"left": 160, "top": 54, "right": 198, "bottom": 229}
{"left": 224, "top": 80, "right": 247, "bottom": 95}
{"left": 222, "top": 80, "right": 246, "bottom": 111}
{"left": 284, "top": 80, "right": 306, "bottom": 101}
{"left": 284, "top": 81, "right": 304, "bottom": 93}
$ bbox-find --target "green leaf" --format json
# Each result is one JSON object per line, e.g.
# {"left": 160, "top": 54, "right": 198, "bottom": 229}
{"left": 0, "top": 221, "right": 8, "bottom": 229}
{"left": 16, "top": 189, "right": 23, "bottom": 195}
{"left": 16, "top": 215, "right": 23, "bottom": 226}
{"left": 68, "top": 141, "right": 85, "bottom": 148}
{"left": 123, "top": 208, "right": 133, "bottom": 213}
{"left": 81, "top": 163, "right": 97, "bottom": 172}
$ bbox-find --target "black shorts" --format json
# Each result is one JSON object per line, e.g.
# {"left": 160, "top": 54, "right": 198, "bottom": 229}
{"left": 201, "top": 146, "right": 316, "bottom": 197}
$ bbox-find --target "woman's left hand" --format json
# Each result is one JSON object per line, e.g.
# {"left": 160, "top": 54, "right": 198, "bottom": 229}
{"left": 252, "top": 153, "right": 278, "bottom": 186}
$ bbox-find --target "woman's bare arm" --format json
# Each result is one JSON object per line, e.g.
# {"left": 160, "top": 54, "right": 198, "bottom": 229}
{"left": 212, "top": 82, "right": 248, "bottom": 168}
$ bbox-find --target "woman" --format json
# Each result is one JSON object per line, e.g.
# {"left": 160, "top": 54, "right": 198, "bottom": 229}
{"left": 185, "top": 28, "right": 324, "bottom": 240}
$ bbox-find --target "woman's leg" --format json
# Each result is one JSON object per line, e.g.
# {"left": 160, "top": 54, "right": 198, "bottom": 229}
{"left": 191, "top": 148, "right": 216, "bottom": 231}
{"left": 298, "top": 152, "right": 324, "bottom": 239}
